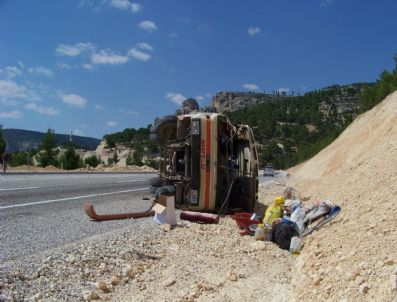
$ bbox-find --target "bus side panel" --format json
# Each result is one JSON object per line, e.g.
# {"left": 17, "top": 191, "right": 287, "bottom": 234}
{"left": 190, "top": 119, "right": 201, "bottom": 206}
{"left": 208, "top": 115, "right": 218, "bottom": 210}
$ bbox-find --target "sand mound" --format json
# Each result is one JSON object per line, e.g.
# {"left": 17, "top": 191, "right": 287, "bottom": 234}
{"left": 289, "top": 92, "right": 397, "bottom": 301}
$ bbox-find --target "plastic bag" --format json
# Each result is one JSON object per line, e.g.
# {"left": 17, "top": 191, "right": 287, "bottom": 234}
{"left": 262, "top": 204, "right": 283, "bottom": 228}
{"left": 290, "top": 206, "right": 306, "bottom": 233}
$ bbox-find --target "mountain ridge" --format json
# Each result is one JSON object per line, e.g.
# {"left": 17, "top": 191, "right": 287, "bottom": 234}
{"left": 3, "top": 129, "right": 101, "bottom": 153}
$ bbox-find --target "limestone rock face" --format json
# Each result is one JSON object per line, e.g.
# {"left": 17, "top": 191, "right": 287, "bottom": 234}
{"left": 94, "top": 140, "right": 131, "bottom": 167}
{"left": 211, "top": 89, "right": 359, "bottom": 125}
{"left": 211, "top": 91, "right": 279, "bottom": 113}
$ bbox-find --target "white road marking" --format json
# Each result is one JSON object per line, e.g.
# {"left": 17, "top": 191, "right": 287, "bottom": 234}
{"left": 0, "top": 187, "right": 148, "bottom": 210}
{"left": 117, "top": 180, "right": 146, "bottom": 183}
{"left": 1, "top": 174, "right": 152, "bottom": 182}
{"left": 0, "top": 187, "right": 39, "bottom": 191}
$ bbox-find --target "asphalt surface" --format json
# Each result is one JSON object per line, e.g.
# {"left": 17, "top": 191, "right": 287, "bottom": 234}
{"left": 0, "top": 172, "right": 157, "bottom": 262}
{"left": 0, "top": 171, "right": 287, "bottom": 263}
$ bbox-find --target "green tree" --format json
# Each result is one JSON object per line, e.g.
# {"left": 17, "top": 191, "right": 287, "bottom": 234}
{"left": 359, "top": 55, "right": 397, "bottom": 113}
{"left": 146, "top": 140, "right": 159, "bottom": 154}
{"left": 112, "top": 151, "right": 119, "bottom": 164}
{"left": 36, "top": 129, "right": 58, "bottom": 167}
{"left": 145, "top": 158, "right": 159, "bottom": 169}
{"left": 0, "top": 125, "right": 5, "bottom": 154}
{"left": 132, "top": 152, "right": 143, "bottom": 166}
{"left": 84, "top": 155, "right": 101, "bottom": 167}
{"left": 59, "top": 143, "right": 82, "bottom": 170}
{"left": 9, "top": 151, "right": 34, "bottom": 167}
{"left": 126, "top": 153, "right": 134, "bottom": 165}
{"left": 127, "top": 151, "right": 143, "bottom": 166}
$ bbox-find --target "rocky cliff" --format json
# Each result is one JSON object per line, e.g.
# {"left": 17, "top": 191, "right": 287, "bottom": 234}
{"left": 211, "top": 84, "right": 365, "bottom": 123}
{"left": 211, "top": 91, "right": 281, "bottom": 112}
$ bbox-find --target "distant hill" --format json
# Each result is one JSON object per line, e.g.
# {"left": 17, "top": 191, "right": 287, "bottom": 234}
{"left": 3, "top": 129, "right": 101, "bottom": 152}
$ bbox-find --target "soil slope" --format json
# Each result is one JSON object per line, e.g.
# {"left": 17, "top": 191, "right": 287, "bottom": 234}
{"left": 289, "top": 92, "right": 397, "bottom": 301}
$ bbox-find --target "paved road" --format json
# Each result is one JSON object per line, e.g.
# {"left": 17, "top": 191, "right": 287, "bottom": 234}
{"left": 0, "top": 173, "right": 156, "bottom": 262}
{"left": 0, "top": 171, "right": 287, "bottom": 262}
{"left": 258, "top": 169, "right": 288, "bottom": 184}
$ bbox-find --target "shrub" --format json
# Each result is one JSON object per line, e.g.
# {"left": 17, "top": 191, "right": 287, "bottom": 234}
{"left": 58, "top": 144, "right": 82, "bottom": 170}
{"left": 84, "top": 155, "right": 100, "bottom": 167}
{"left": 9, "top": 151, "right": 34, "bottom": 167}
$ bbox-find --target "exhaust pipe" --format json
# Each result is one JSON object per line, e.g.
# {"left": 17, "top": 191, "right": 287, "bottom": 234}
{"left": 83, "top": 202, "right": 155, "bottom": 221}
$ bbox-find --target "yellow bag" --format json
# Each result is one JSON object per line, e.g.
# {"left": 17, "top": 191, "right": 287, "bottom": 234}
{"left": 262, "top": 204, "right": 283, "bottom": 227}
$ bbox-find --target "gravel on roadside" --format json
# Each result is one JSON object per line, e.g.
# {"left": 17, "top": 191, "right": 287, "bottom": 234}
{"left": 0, "top": 206, "right": 295, "bottom": 302}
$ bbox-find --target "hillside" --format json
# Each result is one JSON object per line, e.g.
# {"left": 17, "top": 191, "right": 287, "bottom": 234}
{"left": 289, "top": 91, "right": 397, "bottom": 301}
{"left": 213, "top": 83, "right": 366, "bottom": 115}
{"left": 3, "top": 129, "right": 101, "bottom": 152}
{"left": 224, "top": 83, "right": 367, "bottom": 169}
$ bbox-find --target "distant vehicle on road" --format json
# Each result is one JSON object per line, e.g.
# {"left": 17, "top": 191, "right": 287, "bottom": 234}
{"left": 263, "top": 164, "right": 274, "bottom": 177}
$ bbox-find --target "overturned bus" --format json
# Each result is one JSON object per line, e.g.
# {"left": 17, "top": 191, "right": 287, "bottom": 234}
{"left": 150, "top": 111, "right": 259, "bottom": 214}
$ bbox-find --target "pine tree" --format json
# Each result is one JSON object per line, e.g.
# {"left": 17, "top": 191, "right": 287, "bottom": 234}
{"left": 36, "top": 129, "right": 58, "bottom": 167}
{"left": 0, "top": 125, "right": 5, "bottom": 154}
{"left": 59, "top": 143, "right": 82, "bottom": 170}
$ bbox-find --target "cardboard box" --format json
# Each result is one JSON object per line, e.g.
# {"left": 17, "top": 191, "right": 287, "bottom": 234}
{"left": 153, "top": 195, "right": 177, "bottom": 226}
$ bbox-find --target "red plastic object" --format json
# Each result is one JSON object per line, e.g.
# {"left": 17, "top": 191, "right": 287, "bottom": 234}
{"left": 180, "top": 211, "right": 220, "bottom": 224}
{"left": 233, "top": 212, "right": 260, "bottom": 229}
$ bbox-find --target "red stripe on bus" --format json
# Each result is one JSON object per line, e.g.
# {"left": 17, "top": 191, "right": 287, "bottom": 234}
{"left": 205, "top": 118, "right": 211, "bottom": 209}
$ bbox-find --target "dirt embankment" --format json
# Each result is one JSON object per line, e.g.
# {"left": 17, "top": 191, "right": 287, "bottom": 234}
{"left": 289, "top": 91, "right": 397, "bottom": 301}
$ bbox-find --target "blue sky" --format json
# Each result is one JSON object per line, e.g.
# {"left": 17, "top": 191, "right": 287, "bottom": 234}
{"left": 1, "top": 0, "right": 396, "bottom": 139}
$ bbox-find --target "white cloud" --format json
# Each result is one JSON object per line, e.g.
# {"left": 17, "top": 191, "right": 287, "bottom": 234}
{"left": 242, "top": 83, "right": 260, "bottom": 91}
{"left": 195, "top": 94, "right": 211, "bottom": 102}
{"left": 169, "top": 32, "right": 178, "bottom": 39}
{"left": 1, "top": 66, "right": 23, "bottom": 78}
{"left": 321, "top": 0, "right": 334, "bottom": 5}
{"left": 94, "top": 104, "right": 104, "bottom": 110}
{"left": 28, "top": 66, "right": 54, "bottom": 77}
{"left": 178, "top": 17, "right": 190, "bottom": 24}
{"left": 301, "top": 85, "right": 308, "bottom": 91}
{"left": 82, "top": 63, "right": 95, "bottom": 71}
{"left": 0, "top": 80, "right": 26, "bottom": 99}
{"left": 55, "top": 42, "right": 95, "bottom": 57}
{"left": 109, "top": 0, "right": 141, "bottom": 12}
{"left": 0, "top": 79, "right": 41, "bottom": 103}
{"left": 91, "top": 50, "right": 129, "bottom": 65}
{"left": 166, "top": 92, "right": 186, "bottom": 105}
{"left": 78, "top": 0, "right": 99, "bottom": 10}
{"left": 73, "top": 129, "right": 85, "bottom": 136}
{"left": 0, "top": 110, "right": 23, "bottom": 119}
{"left": 60, "top": 93, "right": 87, "bottom": 108}
{"left": 126, "top": 110, "right": 139, "bottom": 115}
{"left": 130, "top": 3, "right": 141, "bottom": 12}
{"left": 137, "top": 42, "right": 153, "bottom": 51}
{"left": 277, "top": 87, "right": 291, "bottom": 94}
{"left": 25, "top": 103, "right": 59, "bottom": 116}
{"left": 197, "top": 24, "right": 209, "bottom": 33}
{"left": 57, "top": 63, "right": 74, "bottom": 70}
{"left": 248, "top": 26, "right": 261, "bottom": 36}
{"left": 106, "top": 121, "right": 118, "bottom": 127}
{"left": 139, "top": 20, "right": 157, "bottom": 32}
{"left": 128, "top": 48, "right": 151, "bottom": 62}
